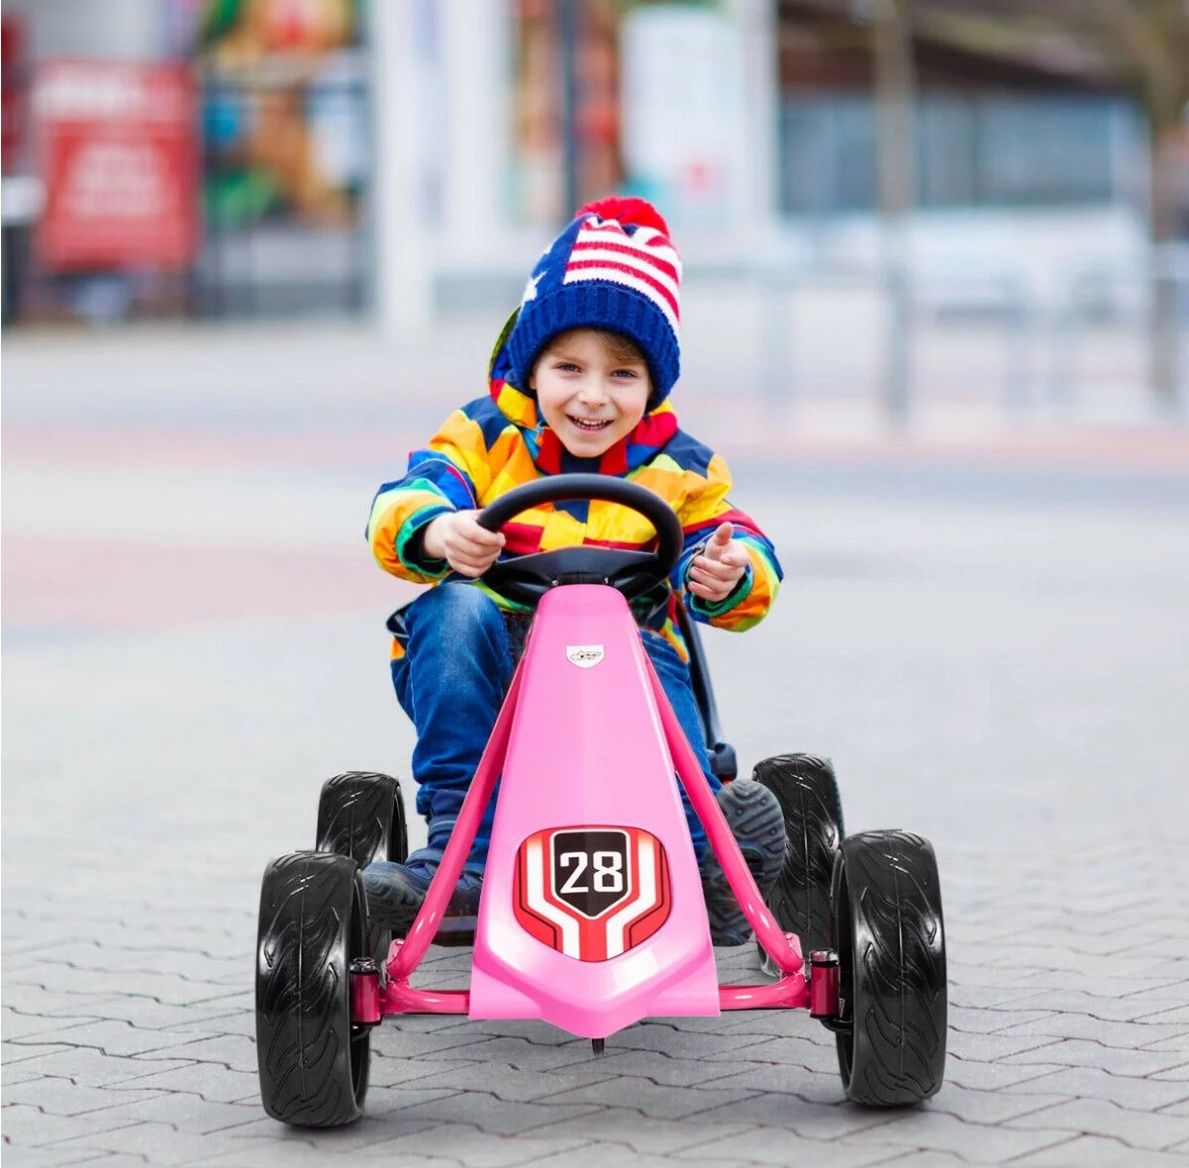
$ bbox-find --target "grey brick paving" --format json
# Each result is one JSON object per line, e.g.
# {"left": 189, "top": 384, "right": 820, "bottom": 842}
{"left": 2, "top": 1077, "right": 171, "bottom": 1117}
{"left": 0, "top": 1104, "right": 147, "bottom": 1145}
{"left": 1151, "top": 1067, "right": 1189, "bottom": 1082}
{"left": 1005, "top": 1098, "right": 1189, "bottom": 1151}
{"left": 1000, "top": 1042, "right": 1188, "bottom": 1077}
{"left": 838, "top": 1112, "right": 1076, "bottom": 1160}
{"left": 79, "top": 1093, "right": 265, "bottom": 1135}
{"left": 0, "top": 1149, "right": 120, "bottom": 1168}
{"left": 694, "top": 1092, "right": 896, "bottom": 1140}
{"left": 368, "top": 1093, "right": 608, "bottom": 1136}
{"left": 943, "top": 1060, "right": 1071, "bottom": 1092}
{"left": 994, "top": 1066, "right": 1189, "bottom": 1109}
{"left": 547, "top": 1153, "right": 751, "bottom": 1168}
{"left": 539, "top": 1078, "right": 761, "bottom": 1119}
{"left": 366, "top": 1053, "right": 485, "bottom": 1090}
{"left": 678, "top": 1129, "right": 900, "bottom": 1167}
{"left": 5, "top": 328, "right": 1189, "bottom": 1166}
{"left": 1011, "top": 1134, "right": 1189, "bottom": 1166}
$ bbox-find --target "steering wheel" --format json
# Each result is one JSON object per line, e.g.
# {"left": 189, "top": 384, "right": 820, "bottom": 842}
{"left": 475, "top": 475, "right": 683, "bottom": 607}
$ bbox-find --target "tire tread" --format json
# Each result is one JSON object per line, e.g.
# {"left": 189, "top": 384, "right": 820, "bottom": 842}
{"left": 256, "top": 851, "right": 369, "bottom": 1126}
{"left": 754, "top": 754, "right": 844, "bottom": 953}
{"left": 834, "top": 829, "right": 946, "bottom": 1106}
{"left": 316, "top": 771, "right": 407, "bottom": 867}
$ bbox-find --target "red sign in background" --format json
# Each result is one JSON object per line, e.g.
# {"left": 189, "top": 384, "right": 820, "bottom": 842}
{"left": 2, "top": 16, "right": 30, "bottom": 174}
{"left": 35, "top": 59, "right": 198, "bottom": 271}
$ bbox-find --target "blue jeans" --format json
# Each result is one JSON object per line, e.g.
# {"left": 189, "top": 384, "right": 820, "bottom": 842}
{"left": 390, "top": 582, "right": 721, "bottom": 871}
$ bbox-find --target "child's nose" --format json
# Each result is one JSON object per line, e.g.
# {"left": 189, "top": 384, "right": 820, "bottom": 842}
{"left": 576, "top": 379, "right": 609, "bottom": 404}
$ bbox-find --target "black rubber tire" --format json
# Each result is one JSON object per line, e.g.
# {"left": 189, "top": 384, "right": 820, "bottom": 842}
{"left": 753, "top": 754, "right": 844, "bottom": 955}
{"left": 831, "top": 830, "right": 947, "bottom": 1107}
{"left": 316, "top": 771, "right": 408, "bottom": 867}
{"left": 316, "top": 772, "right": 407, "bottom": 966}
{"left": 256, "top": 851, "right": 371, "bottom": 1127}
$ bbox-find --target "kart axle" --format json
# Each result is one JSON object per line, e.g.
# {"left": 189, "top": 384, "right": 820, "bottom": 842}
{"left": 349, "top": 958, "right": 381, "bottom": 1026}
{"left": 363, "top": 974, "right": 814, "bottom": 1023}
{"left": 808, "top": 949, "right": 840, "bottom": 1019}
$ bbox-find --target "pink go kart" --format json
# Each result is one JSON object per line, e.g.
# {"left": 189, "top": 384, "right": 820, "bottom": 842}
{"left": 255, "top": 476, "right": 947, "bottom": 1127}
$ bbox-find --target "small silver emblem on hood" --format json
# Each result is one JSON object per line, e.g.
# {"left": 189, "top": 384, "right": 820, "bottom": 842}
{"left": 565, "top": 644, "right": 605, "bottom": 668}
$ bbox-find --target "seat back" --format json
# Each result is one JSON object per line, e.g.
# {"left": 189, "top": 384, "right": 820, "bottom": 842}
{"left": 674, "top": 602, "right": 737, "bottom": 782}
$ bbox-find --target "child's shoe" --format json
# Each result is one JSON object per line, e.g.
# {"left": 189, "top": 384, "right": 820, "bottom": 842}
{"left": 362, "top": 852, "right": 483, "bottom": 942}
{"left": 699, "top": 779, "right": 787, "bottom": 945}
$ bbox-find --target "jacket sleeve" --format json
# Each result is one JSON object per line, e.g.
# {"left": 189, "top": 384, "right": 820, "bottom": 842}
{"left": 366, "top": 409, "right": 496, "bottom": 583}
{"left": 670, "top": 452, "right": 783, "bottom": 630}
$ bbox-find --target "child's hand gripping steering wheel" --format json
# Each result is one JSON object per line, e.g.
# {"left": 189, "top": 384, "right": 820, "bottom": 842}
{"left": 475, "top": 474, "right": 683, "bottom": 607}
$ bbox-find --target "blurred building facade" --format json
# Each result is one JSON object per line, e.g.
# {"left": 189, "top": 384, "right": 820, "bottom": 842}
{"left": 1, "top": 0, "right": 1176, "bottom": 332}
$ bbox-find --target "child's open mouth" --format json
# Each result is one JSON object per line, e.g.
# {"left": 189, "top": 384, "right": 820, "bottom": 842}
{"left": 568, "top": 416, "right": 611, "bottom": 432}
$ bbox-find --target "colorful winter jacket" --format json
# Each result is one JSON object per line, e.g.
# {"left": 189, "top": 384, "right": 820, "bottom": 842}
{"left": 368, "top": 319, "right": 783, "bottom": 660}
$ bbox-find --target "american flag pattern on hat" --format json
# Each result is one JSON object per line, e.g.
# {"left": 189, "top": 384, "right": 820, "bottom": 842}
{"left": 563, "top": 216, "right": 682, "bottom": 335}
{"left": 504, "top": 196, "right": 684, "bottom": 402}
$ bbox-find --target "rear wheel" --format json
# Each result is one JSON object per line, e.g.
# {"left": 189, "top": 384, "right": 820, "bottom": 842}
{"left": 316, "top": 772, "right": 407, "bottom": 965}
{"left": 316, "top": 771, "right": 408, "bottom": 867}
{"left": 754, "top": 754, "right": 844, "bottom": 955}
{"left": 831, "top": 830, "right": 947, "bottom": 1106}
{"left": 256, "top": 851, "right": 371, "bottom": 1126}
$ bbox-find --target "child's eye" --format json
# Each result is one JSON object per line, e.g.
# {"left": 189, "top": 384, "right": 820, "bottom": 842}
{"left": 554, "top": 362, "right": 581, "bottom": 373}
{"left": 612, "top": 368, "right": 641, "bottom": 379}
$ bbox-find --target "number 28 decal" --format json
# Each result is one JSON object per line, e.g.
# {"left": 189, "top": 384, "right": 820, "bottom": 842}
{"left": 514, "top": 826, "right": 671, "bottom": 961}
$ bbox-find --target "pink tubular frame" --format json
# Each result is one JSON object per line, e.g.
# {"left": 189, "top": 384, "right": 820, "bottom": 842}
{"left": 376, "top": 631, "right": 810, "bottom": 1022}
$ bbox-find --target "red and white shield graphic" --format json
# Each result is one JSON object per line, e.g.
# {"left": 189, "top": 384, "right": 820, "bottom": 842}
{"left": 513, "top": 826, "right": 671, "bottom": 961}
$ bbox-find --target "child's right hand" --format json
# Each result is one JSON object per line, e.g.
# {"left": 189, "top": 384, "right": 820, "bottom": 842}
{"left": 422, "top": 511, "right": 506, "bottom": 577}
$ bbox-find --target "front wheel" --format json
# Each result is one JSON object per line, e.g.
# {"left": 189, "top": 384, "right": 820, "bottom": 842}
{"left": 832, "top": 830, "right": 947, "bottom": 1106}
{"left": 256, "top": 851, "right": 371, "bottom": 1126}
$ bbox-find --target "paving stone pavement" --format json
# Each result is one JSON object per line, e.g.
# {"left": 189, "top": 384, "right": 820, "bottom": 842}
{"left": 4, "top": 327, "right": 1189, "bottom": 1166}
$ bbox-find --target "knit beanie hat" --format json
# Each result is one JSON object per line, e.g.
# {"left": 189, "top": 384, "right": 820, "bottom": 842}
{"left": 504, "top": 196, "right": 682, "bottom": 405}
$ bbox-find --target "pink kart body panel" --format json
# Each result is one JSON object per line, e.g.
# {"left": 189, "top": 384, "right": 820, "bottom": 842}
{"left": 382, "top": 583, "right": 809, "bottom": 1038}
{"left": 468, "top": 585, "right": 719, "bottom": 1037}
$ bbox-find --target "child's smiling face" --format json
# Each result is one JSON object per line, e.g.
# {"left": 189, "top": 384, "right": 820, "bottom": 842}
{"left": 531, "top": 329, "right": 652, "bottom": 458}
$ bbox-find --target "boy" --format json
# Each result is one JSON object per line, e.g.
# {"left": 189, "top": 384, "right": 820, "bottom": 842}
{"left": 364, "top": 197, "right": 785, "bottom": 944}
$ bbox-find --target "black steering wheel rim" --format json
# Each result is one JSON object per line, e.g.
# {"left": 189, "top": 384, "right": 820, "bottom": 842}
{"left": 475, "top": 474, "right": 683, "bottom": 606}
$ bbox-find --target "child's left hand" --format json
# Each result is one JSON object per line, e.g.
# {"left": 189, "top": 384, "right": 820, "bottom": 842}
{"left": 686, "top": 522, "right": 749, "bottom": 604}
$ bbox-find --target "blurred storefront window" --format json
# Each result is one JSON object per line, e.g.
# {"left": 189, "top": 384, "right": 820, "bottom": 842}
{"left": 779, "top": 91, "right": 1132, "bottom": 215}
{"left": 35, "top": 61, "right": 198, "bottom": 271}
{"left": 620, "top": 3, "right": 745, "bottom": 228}
{"left": 511, "top": 0, "right": 567, "bottom": 225}
{"left": 775, "top": 7, "right": 1140, "bottom": 219}
{"left": 2, "top": 0, "right": 371, "bottom": 326}
{"left": 188, "top": 0, "right": 370, "bottom": 317}
{"left": 509, "top": 0, "right": 746, "bottom": 230}
{"left": 2, "top": 13, "right": 35, "bottom": 324}
{"left": 511, "top": 0, "right": 624, "bottom": 226}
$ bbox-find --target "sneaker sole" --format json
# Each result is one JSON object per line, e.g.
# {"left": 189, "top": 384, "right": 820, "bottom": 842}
{"left": 362, "top": 870, "right": 479, "bottom": 945}
{"left": 704, "top": 779, "right": 788, "bottom": 945}
{"left": 361, "top": 869, "right": 423, "bottom": 935}
{"left": 718, "top": 779, "right": 788, "bottom": 898}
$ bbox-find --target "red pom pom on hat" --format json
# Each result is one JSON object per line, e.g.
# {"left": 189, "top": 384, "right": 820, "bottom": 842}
{"left": 576, "top": 195, "right": 670, "bottom": 236}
